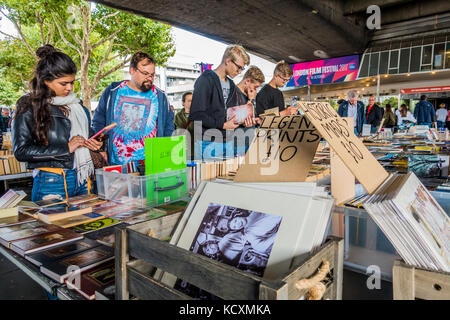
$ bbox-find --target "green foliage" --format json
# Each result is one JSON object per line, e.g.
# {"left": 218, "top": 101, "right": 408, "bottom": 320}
{"left": 0, "top": 0, "right": 175, "bottom": 108}
{"left": 381, "top": 97, "right": 398, "bottom": 109}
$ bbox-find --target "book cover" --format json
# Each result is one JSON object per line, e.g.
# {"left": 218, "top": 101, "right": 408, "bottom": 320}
{"left": 66, "top": 194, "right": 99, "bottom": 205}
{"left": 144, "top": 136, "right": 186, "bottom": 175}
{"left": 37, "top": 205, "right": 93, "bottom": 223}
{"left": 52, "top": 212, "right": 105, "bottom": 229}
{"left": 68, "top": 217, "right": 120, "bottom": 233}
{"left": 19, "top": 207, "right": 41, "bottom": 218}
{"left": 66, "top": 260, "right": 115, "bottom": 300}
{"left": 0, "top": 220, "right": 47, "bottom": 237}
{"left": 33, "top": 198, "right": 68, "bottom": 208}
{"left": 226, "top": 104, "right": 254, "bottom": 124}
{"left": 40, "top": 245, "right": 114, "bottom": 283}
{"left": 92, "top": 203, "right": 135, "bottom": 217}
{"left": 0, "top": 189, "right": 19, "bottom": 209}
{"left": 25, "top": 238, "right": 100, "bottom": 267}
{"left": 0, "top": 207, "right": 19, "bottom": 219}
{"left": 103, "top": 165, "right": 123, "bottom": 173}
{"left": 108, "top": 209, "right": 147, "bottom": 222}
{"left": 0, "top": 213, "right": 35, "bottom": 228}
{"left": 151, "top": 200, "right": 188, "bottom": 214}
{"left": 70, "top": 198, "right": 108, "bottom": 209}
{"left": 0, "top": 223, "right": 62, "bottom": 248}
{"left": 85, "top": 223, "right": 126, "bottom": 247}
{"left": 10, "top": 228, "right": 84, "bottom": 257}
{"left": 86, "top": 122, "right": 117, "bottom": 143}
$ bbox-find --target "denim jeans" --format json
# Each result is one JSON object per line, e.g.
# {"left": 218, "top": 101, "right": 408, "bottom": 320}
{"left": 417, "top": 122, "right": 431, "bottom": 128}
{"left": 194, "top": 140, "right": 246, "bottom": 160}
{"left": 437, "top": 121, "right": 445, "bottom": 129}
{"left": 31, "top": 169, "right": 88, "bottom": 202}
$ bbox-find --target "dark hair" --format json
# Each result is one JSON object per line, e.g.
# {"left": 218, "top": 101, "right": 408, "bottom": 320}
{"left": 420, "top": 95, "right": 427, "bottom": 100}
{"left": 130, "top": 52, "right": 155, "bottom": 70}
{"left": 182, "top": 92, "right": 192, "bottom": 102}
{"left": 385, "top": 104, "right": 392, "bottom": 112}
{"left": 400, "top": 104, "right": 407, "bottom": 117}
{"left": 17, "top": 45, "right": 76, "bottom": 145}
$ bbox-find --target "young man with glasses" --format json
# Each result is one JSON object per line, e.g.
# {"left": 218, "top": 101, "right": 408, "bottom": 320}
{"left": 93, "top": 52, "right": 174, "bottom": 165}
{"left": 256, "top": 61, "right": 298, "bottom": 117}
{"left": 190, "top": 45, "right": 255, "bottom": 160}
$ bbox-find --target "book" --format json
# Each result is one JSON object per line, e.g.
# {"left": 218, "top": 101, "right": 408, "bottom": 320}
{"left": 25, "top": 238, "right": 100, "bottom": 267}
{"left": 37, "top": 205, "right": 93, "bottom": 223}
{"left": 0, "top": 213, "right": 35, "bottom": 228}
{"left": 103, "top": 165, "right": 123, "bottom": 173}
{"left": 0, "top": 222, "right": 62, "bottom": 248}
{"left": 70, "top": 198, "right": 108, "bottom": 209}
{"left": 10, "top": 228, "right": 84, "bottom": 257}
{"left": 66, "top": 194, "right": 99, "bottom": 205}
{"left": 151, "top": 200, "right": 189, "bottom": 214}
{"left": 85, "top": 223, "right": 126, "bottom": 247}
{"left": 33, "top": 198, "right": 68, "bottom": 208}
{"left": 226, "top": 104, "right": 254, "bottom": 124}
{"left": 68, "top": 217, "right": 121, "bottom": 234}
{"left": 144, "top": 136, "right": 186, "bottom": 175}
{"left": 85, "top": 122, "right": 117, "bottom": 143}
{"left": 66, "top": 260, "right": 115, "bottom": 300}
{"left": 0, "top": 207, "right": 19, "bottom": 219}
{"left": 108, "top": 209, "right": 148, "bottom": 223}
{"left": 19, "top": 207, "right": 41, "bottom": 218}
{"left": 0, "top": 189, "right": 26, "bottom": 209}
{"left": 40, "top": 245, "right": 115, "bottom": 283}
{"left": 95, "top": 284, "right": 116, "bottom": 300}
{"left": 52, "top": 212, "right": 105, "bottom": 229}
{"left": 364, "top": 172, "right": 449, "bottom": 272}
{"left": 2, "top": 158, "right": 10, "bottom": 175}
{"left": 92, "top": 202, "right": 135, "bottom": 217}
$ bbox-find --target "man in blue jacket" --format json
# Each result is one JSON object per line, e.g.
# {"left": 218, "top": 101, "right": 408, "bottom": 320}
{"left": 92, "top": 52, "right": 174, "bottom": 165}
{"left": 413, "top": 95, "right": 436, "bottom": 127}
{"left": 337, "top": 90, "right": 365, "bottom": 136}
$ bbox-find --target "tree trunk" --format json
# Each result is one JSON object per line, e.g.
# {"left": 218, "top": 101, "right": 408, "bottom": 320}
{"left": 80, "top": 3, "right": 92, "bottom": 111}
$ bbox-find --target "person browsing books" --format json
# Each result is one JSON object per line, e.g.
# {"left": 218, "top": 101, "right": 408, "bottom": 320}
{"left": 232, "top": 66, "right": 265, "bottom": 154}
{"left": 397, "top": 104, "right": 416, "bottom": 126}
{"left": 255, "top": 61, "right": 298, "bottom": 117}
{"left": 174, "top": 92, "right": 194, "bottom": 159}
{"left": 189, "top": 45, "right": 255, "bottom": 160}
{"left": 92, "top": 52, "right": 174, "bottom": 165}
{"left": 436, "top": 103, "right": 448, "bottom": 130}
{"left": 414, "top": 95, "right": 436, "bottom": 127}
{"left": 12, "top": 45, "right": 102, "bottom": 202}
{"left": 338, "top": 90, "right": 365, "bottom": 136}
{"left": 364, "top": 95, "right": 383, "bottom": 133}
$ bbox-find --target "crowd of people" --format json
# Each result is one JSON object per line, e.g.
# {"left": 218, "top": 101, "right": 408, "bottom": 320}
{"left": 7, "top": 44, "right": 450, "bottom": 203}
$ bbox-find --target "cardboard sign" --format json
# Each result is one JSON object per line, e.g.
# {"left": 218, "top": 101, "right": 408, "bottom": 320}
{"left": 298, "top": 102, "right": 389, "bottom": 193}
{"left": 234, "top": 115, "right": 321, "bottom": 182}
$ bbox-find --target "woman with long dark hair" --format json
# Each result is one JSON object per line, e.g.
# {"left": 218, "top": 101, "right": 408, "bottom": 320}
{"left": 12, "top": 45, "right": 102, "bottom": 201}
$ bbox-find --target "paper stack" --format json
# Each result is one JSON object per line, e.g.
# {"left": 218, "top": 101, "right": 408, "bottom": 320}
{"left": 364, "top": 172, "right": 449, "bottom": 272}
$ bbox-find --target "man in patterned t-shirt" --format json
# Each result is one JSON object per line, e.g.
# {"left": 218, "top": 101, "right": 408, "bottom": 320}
{"left": 93, "top": 52, "right": 174, "bottom": 165}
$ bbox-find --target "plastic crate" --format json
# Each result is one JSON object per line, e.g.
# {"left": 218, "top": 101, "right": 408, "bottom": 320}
{"left": 95, "top": 168, "right": 189, "bottom": 208}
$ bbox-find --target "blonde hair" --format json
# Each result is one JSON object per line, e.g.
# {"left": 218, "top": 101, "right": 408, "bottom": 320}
{"left": 243, "top": 65, "right": 265, "bottom": 83}
{"left": 222, "top": 45, "right": 250, "bottom": 65}
{"left": 274, "top": 60, "right": 293, "bottom": 77}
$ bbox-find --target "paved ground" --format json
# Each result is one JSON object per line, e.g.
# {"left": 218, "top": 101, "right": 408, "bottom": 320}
{"left": 0, "top": 253, "right": 392, "bottom": 300}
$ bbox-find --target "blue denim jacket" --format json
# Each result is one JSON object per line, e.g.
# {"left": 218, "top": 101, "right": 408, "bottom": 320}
{"left": 92, "top": 81, "right": 175, "bottom": 163}
{"left": 337, "top": 101, "right": 365, "bottom": 135}
{"left": 413, "top": 100, "right": 436, "bottom": 124}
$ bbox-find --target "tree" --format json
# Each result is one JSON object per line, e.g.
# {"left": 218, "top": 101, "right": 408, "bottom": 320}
{"left": 0, "top": 0, "right": 176, "bottom": 109}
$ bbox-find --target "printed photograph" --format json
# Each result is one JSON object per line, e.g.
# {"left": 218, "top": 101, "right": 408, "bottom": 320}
{"left": 44, "top": 242, "right": 90, "bottom": 258}
{"left": 227, "top": 104, "right": 254, "bottom": 125}
{"left": 174, "top": 203, "right": 282, "bottom": 299}
{"left": 31, "top": 233, "right": 64, "bottom": 245}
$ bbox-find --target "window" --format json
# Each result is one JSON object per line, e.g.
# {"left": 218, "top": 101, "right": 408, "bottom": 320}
{"left": 379, "top": 51, "right": 389, "bottom": 75}
{"left": 421, "top": 45, "right": 432, "bottom": 71}
{"left": 409, "top": 47, "right": 421, "bottom": 73}
{"left": 433, "top": 43, "right": 445, "bottom": 70}
{"left": 446, "top": 42, "right": 450, "bottom": 70}
{"left": 399, "top": 48, "right": 410, "bottom": 74}
{"left": 359, "top": 54, "right": 369, "bottom": 78}
{"left": 369, "top": 52, "right": 380, "bottom": 76}
{"left": 389, "top": 50, "right": 399, "bottom": 74}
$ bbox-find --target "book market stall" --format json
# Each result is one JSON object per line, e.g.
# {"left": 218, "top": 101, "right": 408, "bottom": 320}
{"left": 0, "top": 102, "right": 448, "bottom": 300}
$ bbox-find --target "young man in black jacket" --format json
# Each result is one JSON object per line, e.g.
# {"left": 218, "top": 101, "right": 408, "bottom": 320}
{"left": 190, "top": 45, "right": 256, "bottom": 160}
{"left": 365, "top": 95, "right": 383, "bottom": 133}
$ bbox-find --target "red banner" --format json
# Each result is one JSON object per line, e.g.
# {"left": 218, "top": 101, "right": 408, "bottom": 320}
{"left": 400, "top": 86, "right": 450, "bottom": 94}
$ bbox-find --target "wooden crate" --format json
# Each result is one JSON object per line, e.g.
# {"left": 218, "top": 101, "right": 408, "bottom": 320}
{"left": 115, "top": 213, "right": 344, "bottom": 300}
{"left": 393, "top": 260, "right": 450, "bottom": 300}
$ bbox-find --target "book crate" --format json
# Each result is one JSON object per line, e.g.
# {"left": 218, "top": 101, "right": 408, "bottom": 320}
{"left": 393, "top": 260, "right": 450, "bottom": 300}
{"left": 114, "top": 213, "right": 344, "bottom": 300}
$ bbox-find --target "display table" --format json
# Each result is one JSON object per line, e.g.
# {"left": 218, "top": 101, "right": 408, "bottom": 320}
{"left": 0, "top": 243, "right": 84, "bottom": 300}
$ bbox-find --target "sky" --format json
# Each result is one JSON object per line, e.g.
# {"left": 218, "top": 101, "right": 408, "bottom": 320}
{"left": 0, "top": 12, "right": 275, "bottom": 82}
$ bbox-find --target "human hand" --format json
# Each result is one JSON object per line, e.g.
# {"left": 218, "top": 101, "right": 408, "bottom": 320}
{"left": 243, "top": 116, "right": 256, "bottom": 127}
{"left": 254, "top": 117, "right": 262, "bottom": 125}
{"left": 68, "top": 135, "right": 86, "bottom": 153}
{"left": 84, "top": 137, "right": 103, "bottom": 151}
{"left": 223, "top": 116, "right": 240, "bottom": 130}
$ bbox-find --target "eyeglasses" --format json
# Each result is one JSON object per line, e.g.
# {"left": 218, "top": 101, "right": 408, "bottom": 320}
{"left": 136, "top": 68, "right": 155, "bottom": 79}
{"left": 277, "top": 74, "right": 291, "bottom": 83}
{"left": 231, "top": 60, "right": 245, "bottom": 72}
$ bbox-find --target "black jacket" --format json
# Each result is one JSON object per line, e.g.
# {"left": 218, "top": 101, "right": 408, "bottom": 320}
{"left": 12, "top": 95, "right": 92, "bottom": 170}
{"left": 189, "top": 70, "right": 239, "bottom": 141}
{"left": 365, "top": 104, "right": 383, "bottom": 128}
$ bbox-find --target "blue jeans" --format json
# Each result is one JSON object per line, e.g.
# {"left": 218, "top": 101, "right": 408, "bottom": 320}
{"left": 437, "top": 121, "right": 445, "bottom": 129}
{"left": 194, "top": 140, "right": 246, "bottom": 160}
{"left": 417, "top": 122, "right": 431, "bottom": 128}
{"left": 31, "top": 169, "right": 88, "bottom": 202}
